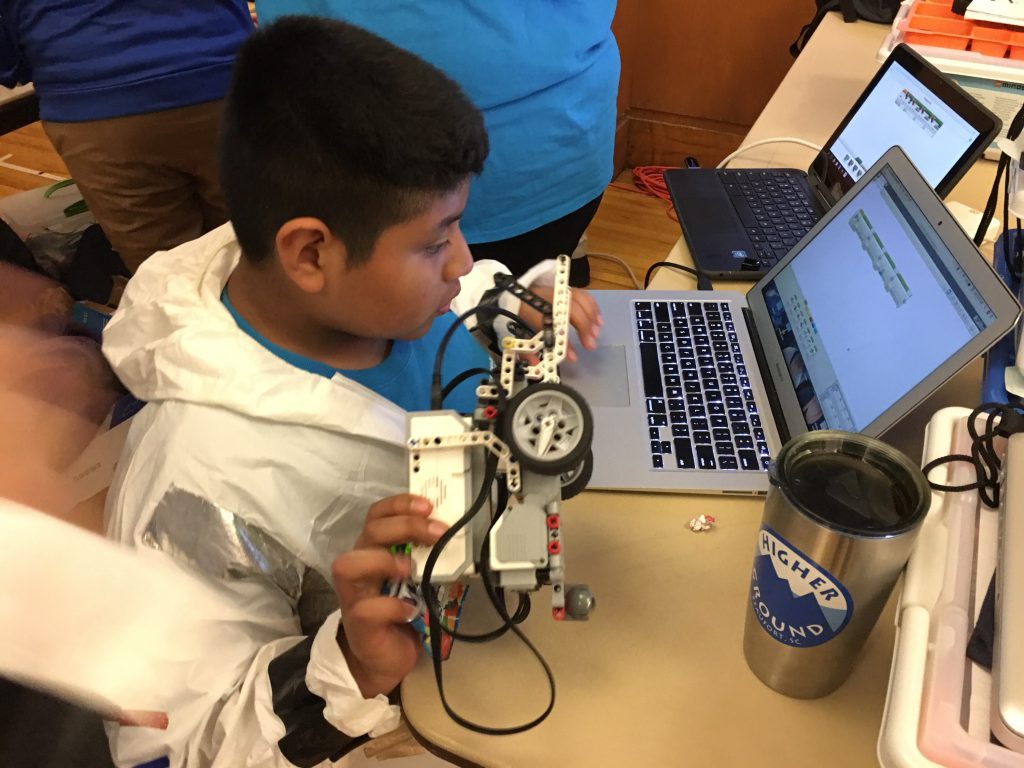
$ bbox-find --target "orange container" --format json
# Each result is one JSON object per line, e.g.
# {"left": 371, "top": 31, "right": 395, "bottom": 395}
{"left": 907, "top": 15, "right": 973, "bottom": 35}
{"left": 903, "top": 31, "right": 968, "bottom": 50}
{"left": 904, "top": 13, "right": 973, "bottom": 50}
{"left": 972, "top": 40, "right": 1008, "bottom": 57}
{"left": 972, "top": 22, "right": 1013, "bottom": 42}
{"left": 1010, "top": 31, "right": 1024, "bottom": 60}
{"left": 971, "top": 22, "right": 1012, "bottom": 58}
{"left": 913, "top": 1, "right": 961, "bottom": 19}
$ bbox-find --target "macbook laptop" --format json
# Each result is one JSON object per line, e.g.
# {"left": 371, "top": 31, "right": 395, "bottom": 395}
{"left": 994, "top": 433, "right": 1024, "bottom": 752}
{"left": 663, "top": 43, "right": 1001, "bottom": 281}
{"left": 562, "top": 147, "right": 1020, "bottom": 494}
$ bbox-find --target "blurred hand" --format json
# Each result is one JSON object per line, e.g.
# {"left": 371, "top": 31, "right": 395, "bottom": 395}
{"left": 518, "top": 285, "right": 602, "bottom": 362}
{"left": 0, "top": 266, "right": 120, "bottom": 513}
{"left": 333, "top": 494, "right": 447, "bottom": 699}
{"left": 0, "top": 263, "right": 71, "bottom": 333}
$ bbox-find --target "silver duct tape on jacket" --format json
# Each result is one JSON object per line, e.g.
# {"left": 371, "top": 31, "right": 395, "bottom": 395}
{"left": 143, "top": 485, "right": 303, "bottom": 600}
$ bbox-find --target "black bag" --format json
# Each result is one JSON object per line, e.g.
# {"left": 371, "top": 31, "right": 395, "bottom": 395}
{"left": 0, "top": 217, "right": 41, "bottom": 274}
{"left": 791, "top": 0, "right": 904, "bottom": 56}
{"left": 64, "top": 223, "right": 129, "bottom": 304}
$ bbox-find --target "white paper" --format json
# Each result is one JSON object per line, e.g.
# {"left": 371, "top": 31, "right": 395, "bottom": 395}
{"left": 0, "top": 501, "right": 238, "bottom": 715}
{"left": 966, "top": 0, "right": 1024, "bottom": 27}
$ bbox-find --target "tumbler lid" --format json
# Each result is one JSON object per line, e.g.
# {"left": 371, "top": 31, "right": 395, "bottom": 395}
{"left": 768, "top": 431, "right": 929, "bottom": 536}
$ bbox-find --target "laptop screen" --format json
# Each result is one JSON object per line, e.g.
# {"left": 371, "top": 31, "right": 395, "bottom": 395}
{"left": 760, "top": 165, "right": 997, "bottom": 433}
{"left": 821, "top": 61, "right": 981, "bottom": 195}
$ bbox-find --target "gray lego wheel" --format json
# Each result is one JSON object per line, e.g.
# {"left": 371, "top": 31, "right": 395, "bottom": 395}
{"left": 560, "top": 450, "right": 593, "bottom": 500}
{"left": 504, "top": 382, "right": 592, "bottom": 475}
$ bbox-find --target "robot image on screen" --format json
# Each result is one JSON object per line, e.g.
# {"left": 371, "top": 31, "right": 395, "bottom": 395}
{"left": 397, "top": 255, "right": 595, "bottom": 734}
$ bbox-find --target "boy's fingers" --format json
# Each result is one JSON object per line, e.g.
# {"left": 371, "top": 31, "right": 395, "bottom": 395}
{"left": 356, "top": 595, "right": 423, "bottom": 625}
{"left": 343, "top": 593, "right": 423, "bottom": 629}
{"left": 365, "top": 494, "right": 432, "bottom": 522}
{"left": 571, "top": 290, "right": 601, "bottom": 329}
{"left": 355, "top": 514, "right": 448, "bottom": 550}
{"left": 569, "top": 294, "right": 602, "bottom": 351}
{"left": 332, "top": 550, "right": 411, "bottom": 604}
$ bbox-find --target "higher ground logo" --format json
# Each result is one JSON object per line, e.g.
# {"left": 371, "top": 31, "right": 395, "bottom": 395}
{"left": 749, "top": 525, "right": 853, "bottom": 647}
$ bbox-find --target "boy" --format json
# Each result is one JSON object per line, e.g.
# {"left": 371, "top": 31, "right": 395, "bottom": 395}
{"left": 101, "top": 15, "right": 601, "bottom": 768}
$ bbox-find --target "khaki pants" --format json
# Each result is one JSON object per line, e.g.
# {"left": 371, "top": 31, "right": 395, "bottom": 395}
{"left": 43, "top": 100, "right": 230, "bottom": 272}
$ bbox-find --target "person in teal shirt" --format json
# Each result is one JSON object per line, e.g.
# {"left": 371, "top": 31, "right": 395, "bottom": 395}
{"left": 255, "top": 0, "right": 620, "bottom": 285}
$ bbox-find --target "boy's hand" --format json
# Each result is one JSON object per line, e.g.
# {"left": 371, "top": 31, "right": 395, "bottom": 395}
{"left": 332, "top": 494, "right": 446, "bottom": 699}
{"left": 517, "top": 286, "right": 602, "bottom": 362}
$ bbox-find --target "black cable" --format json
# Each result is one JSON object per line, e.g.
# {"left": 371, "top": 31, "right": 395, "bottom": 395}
{"left": 976, "top": 101, "right": 1024, "bottom": 263}
{"left": 644, "top": 260, "right": 713, "bottom": 291}
{"left": 420, "top": 455, "right": 555, "bottom": 734}
{"left": 419, "top": 456, "right": 519, "bottom": 644}
{"left": 922, "top": 402, "right": 1024, "bottom": 508}
{"left": 414, "top": 444, "right": 528, "bottom": 644}
{"left": 429, "top": 598, "right": 554, "bottom": 736}
{"left": 421, "top": 279, "right": 556, "bottom": 732}
{"left": 431, "top": 305, "right": 525, "bottom": 409}
{"left": 439, "top": 367, "right": 492, "bottom": 406}
{"left": 428, "top": 317, "right": 532, "bottom": 630}
{"left": 475, "top": 481, "right": 532, "bottom": 629}
{"left": 1008, "top": 227, "right": 1021, "bottom": 282}
{"left": 1003, "top": 161, "right": 1018, "bottom": 280}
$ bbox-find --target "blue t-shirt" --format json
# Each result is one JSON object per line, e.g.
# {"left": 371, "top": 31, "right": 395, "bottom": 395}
{"left": 222, "top": 290, "right": 491, "bottom": 414}
{"left": 0, "top": 0, "right": 253, "bottom": 121}
{"left": 254, "top": 0, "right": 619, "bottom": 243}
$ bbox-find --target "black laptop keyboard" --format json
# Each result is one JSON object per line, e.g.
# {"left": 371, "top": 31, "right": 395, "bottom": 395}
{"left": 720, "top": 169, "right": 819, "bottom": 268}
{"left": 636, "top": 300, "right": 770, "bottom": 472}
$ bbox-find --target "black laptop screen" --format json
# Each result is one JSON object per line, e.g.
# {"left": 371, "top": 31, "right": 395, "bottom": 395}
{"left": 761, "top": 165, "right": 996, "bottom": 433}
{"left": 818, "top": 61, "right": 981, "bottom": 198}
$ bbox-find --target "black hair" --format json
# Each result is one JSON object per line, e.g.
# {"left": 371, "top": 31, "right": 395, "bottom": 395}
{"left": 219, "top": 16, "right": 488, "bottom": 265}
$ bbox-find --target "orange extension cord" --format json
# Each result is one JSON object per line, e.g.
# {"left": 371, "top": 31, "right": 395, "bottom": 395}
{"left": 609, "top": 165, "right": 678, "bottom": 221}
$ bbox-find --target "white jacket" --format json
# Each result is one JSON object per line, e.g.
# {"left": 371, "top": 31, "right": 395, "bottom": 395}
{"left": 102, "top": 223, "right": 546, "bottom": 768}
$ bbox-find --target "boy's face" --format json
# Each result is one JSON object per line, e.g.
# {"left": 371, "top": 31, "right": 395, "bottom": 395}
{"left": 324, "top": 182, "right": 473, "bottom": 341}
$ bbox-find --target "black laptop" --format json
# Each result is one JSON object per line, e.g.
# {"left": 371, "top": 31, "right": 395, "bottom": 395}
{"left": 664, "top": 43, "right": 1000, "bottom": 281}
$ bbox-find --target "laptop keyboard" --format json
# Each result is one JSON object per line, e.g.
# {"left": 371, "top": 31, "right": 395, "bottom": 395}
{"left": 635, "top": 300, "right": 770, "bottom": 472}
{"left": 720, "top": 169, "right": 818, "bottom": 268}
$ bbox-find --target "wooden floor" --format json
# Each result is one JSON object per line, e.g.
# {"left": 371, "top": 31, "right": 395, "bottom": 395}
{"left": 585, "top": 173, "right": 682, "bottom": 289}
{"left": 0, "top": 123, "right": 684, "bottom": 287}
{"left": 0, "top": 122, "right": 69, "bottom": 196}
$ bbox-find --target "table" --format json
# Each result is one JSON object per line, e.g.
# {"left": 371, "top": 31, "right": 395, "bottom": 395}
{"left": 0, "top": 85, "right": 38, "bottom": 136}
{"left": 400, "top": 13, "right": 997, "bottom": 767}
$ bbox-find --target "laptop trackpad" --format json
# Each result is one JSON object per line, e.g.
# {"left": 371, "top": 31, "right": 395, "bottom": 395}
{"left": 560, "top": 345, "right": 631, "bottom": 408}
{"left": 692, "top": 192, "right": 743, "bottom": 234}
{"left": 669, "top": 170, "right": 743, "bottom": 234}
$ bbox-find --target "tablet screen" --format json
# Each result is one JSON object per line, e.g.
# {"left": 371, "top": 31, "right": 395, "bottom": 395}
{"left": 809, "top": 45, "right": 996, "bottom": 203}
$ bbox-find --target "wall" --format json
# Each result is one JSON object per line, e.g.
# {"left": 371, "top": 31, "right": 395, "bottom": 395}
{"left": 612, "top": 0, "right": 814, "bottom": 171}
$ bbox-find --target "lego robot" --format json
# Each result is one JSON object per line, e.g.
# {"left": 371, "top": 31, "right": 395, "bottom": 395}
{"left": 407, "top": 255, "right": 596, "bottom": 623}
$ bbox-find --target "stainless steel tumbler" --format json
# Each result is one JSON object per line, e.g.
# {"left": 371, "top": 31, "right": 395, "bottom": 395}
{"left": 743, "top": 431, "right": 930, "bottom": 698}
